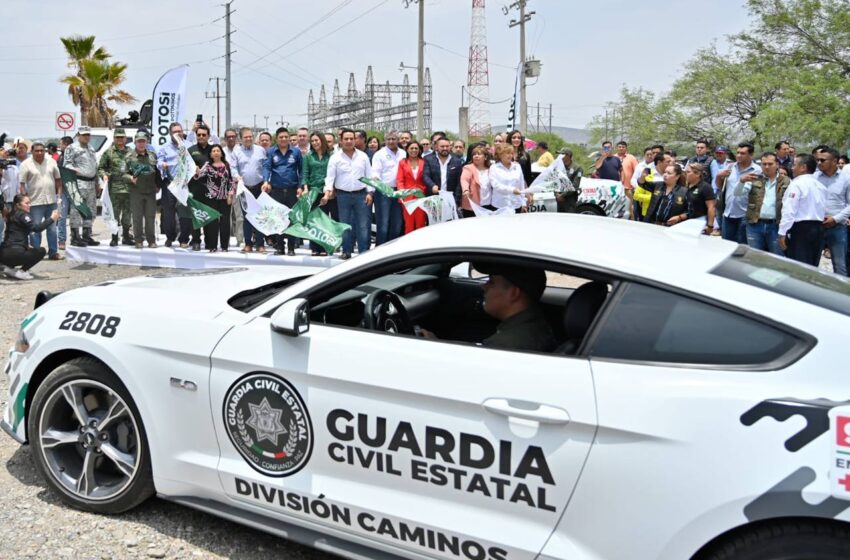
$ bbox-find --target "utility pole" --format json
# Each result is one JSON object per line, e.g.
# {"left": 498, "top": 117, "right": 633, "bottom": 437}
{"left": 225, "top": 1, "right": 234, "bottom": 129}
{"left": 403, "top": 0, "right": 425, "bottom": 138}
{"left": 264, "top": 115, "right": 269, "bottom": 130}
{"left": 505, "top": 0, "right": 534, "bottom": 134}
{"left": 206, "top": 77, "right": 224, "bottom": 137}
{"left": 548, "top": 103, "right": 552, "bottom": 134}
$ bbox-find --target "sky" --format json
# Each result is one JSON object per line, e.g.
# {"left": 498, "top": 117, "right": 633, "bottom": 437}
{"left": 2, "top": 0, "right": 752, "bottom": 139}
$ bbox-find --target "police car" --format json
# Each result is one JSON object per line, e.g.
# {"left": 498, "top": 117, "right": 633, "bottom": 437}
{"left": 4, "top": 214, "right": 850, "bottom": 560}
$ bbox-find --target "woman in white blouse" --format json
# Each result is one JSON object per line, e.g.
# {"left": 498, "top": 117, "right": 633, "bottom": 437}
{"left": 489, "top": 144, "right": 527, "bottom": 212}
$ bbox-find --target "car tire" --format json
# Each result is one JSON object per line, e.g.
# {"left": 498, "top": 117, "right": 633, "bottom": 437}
{"left": 28, "top": 357, "right": 154, "bottom": 514}
{"left": 576, "top": 204, "right": 606, "bottom": 217}
{"left": 700, "top": 520, "right": 850, "bottom": 560}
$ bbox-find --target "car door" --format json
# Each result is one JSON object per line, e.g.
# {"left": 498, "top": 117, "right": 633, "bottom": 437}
{"left": 209, "top": 275, "right": 597, "bottom": 560}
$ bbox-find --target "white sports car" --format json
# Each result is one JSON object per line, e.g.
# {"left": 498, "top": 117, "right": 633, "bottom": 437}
{"left": 4, "top": 215, "right": 850, "bottom": 560}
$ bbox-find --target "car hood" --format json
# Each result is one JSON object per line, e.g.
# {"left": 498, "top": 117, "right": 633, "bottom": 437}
{"left": 43, "top": 265, "right": 319, "bottom": 320}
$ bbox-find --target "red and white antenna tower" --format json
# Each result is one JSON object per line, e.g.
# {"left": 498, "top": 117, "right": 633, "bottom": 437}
{"left": 467, "top": 0, "right": 491, "bottom": 138}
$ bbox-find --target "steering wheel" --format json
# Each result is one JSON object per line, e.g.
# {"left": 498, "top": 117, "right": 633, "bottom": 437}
{"left": 363, "top": 289, "right": 414, "bottom": 335}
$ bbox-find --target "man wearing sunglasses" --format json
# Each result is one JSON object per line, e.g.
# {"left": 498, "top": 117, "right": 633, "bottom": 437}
{"left": 814, "top": 147, "right": 850, "bottom": 276}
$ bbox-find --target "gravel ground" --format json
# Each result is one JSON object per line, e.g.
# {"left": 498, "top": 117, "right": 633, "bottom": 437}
{"left": 0, "top": 248, "right": 336, "bottom": 558}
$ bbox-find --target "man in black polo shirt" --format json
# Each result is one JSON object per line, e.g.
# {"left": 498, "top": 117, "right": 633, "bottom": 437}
{"left": 594, "top": 141, "right": 622, "bottom": 181}
{"left": 187, "top": 125, "right": 213, "bottom": 251}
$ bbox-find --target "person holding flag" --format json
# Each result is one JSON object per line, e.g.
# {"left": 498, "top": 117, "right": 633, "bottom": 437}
{"left": 262, "top": 127, "right": 303, "bottom": 256}
{"left": 123, "top": 133, "right": 160, "bottom": 248}
{"left": 459, "top": 145, "right": 492, "bottom": 218}
{"left": 324, "top": 129, "right": 373, "bottom": 259}
{"left": 302, "top": 132, "right": 334, "bottom": 256}
{"left": 194, "top": 145, "right": 236, "bottom": 252}
{"left": 97, "top": 128, "right": 134, "bottom": 247}
{"left": 370, "top": 130, "right": 406, "bottom": 245}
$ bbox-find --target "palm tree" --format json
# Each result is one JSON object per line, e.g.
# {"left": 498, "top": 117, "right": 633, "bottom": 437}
{"left": 59, "top": 35, "right": 134, "bottom": 127}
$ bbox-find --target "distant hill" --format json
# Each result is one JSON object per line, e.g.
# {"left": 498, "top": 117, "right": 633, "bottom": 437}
{"left": 493, "top": 125, "right": 590, "bottom": 146}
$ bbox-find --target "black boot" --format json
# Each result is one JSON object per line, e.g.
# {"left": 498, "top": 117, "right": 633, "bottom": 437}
{"left": 121, "top": 225, "right": 134, "bottom": 246}
{"left": 110, "top": 234, "right": 118, "bottom": 247}
{"left": 82, "top": 227, "right": 100, "bottom": 246}
{"left": 70, "top": 228, "right": 86, "bottom": 248}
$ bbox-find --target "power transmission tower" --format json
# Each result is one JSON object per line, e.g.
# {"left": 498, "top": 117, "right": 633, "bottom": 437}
{"left": 206, "top": 77, "right": 225, "bottom": 136}
{"left": 402, "top": 0, "right": 426, "bottom": 138}
{"left": 467, "top": 0, "right": 491, "bottom": 138}
{"left": 225, "top": 1, "right": 234, "bottom": 129}
{"left": 504, "top": 0, "right": 535, "bottom": 134}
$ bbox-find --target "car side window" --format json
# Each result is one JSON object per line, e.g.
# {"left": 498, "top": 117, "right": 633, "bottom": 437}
{"left": 589, "top": 282, "right": 799, "bottom": 367}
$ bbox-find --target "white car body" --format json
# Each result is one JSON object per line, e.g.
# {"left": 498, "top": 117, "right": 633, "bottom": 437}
{"left": 4, "top": 214, "right": 850, "bottom": 560}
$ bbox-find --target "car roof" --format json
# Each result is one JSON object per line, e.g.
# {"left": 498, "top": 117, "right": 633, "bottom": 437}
{"left": 384, "top": 214, "right": 738, "bottom": 284}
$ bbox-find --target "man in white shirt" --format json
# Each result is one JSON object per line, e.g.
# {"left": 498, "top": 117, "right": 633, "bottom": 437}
{"left": 222, "top": 128, "right": 244, "bottom": 247}
{"left": 370, "top": 130, "right": 406, "bottom": 245}
{"left": 235, "top": 127, "right": 268, "bottom": 252}
{"left": 18, "top": 142, "right": 62, "bottom": 259}
{"left": 324, "top": 129, "right": 373, "bottom": 259}
{"left": 779, "top": 154, "right": 827, "bottom": 266}
{"left": 716, "top": 142, "right": 761, "bottom": 244}
{"left": 296, "top": 128, "right": 310, "bottom": 157}
{"left": 814, "top": 148, "right": 850, "bottom": 276}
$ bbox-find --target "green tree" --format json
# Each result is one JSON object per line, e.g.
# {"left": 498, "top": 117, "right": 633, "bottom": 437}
{"left": 59, "top": 35, "right": 134, "bottom": 127}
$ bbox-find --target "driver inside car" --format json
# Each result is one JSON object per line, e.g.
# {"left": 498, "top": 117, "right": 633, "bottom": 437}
{"left": 420, "top": 263, "right": 556, "bottom": 353}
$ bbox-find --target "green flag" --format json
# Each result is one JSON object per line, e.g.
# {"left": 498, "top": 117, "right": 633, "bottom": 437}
{"left": 186, "top": 195, "right": 222, "bottom": 229}
{"left": 59, "top": 167, "right": 93, "bottom": 220}
{"left": 359, "top": 177, "right": 424, "bottom": 199}
{"left": 288, "top": 188, "right": 320, "bottom": 226}
{"left": 284, "top": 207, "right": 351, "bottom": 255}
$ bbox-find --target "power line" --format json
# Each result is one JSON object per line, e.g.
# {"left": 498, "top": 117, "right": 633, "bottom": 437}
{"left": 426, "top": 41, "right": 515, "bottom": 70}
{"left": 13, "top": 22, "right": 221, "bottom": 49}
{"left": 234, "top": 26, "right": 329, "bottom": 85}
{"left": 234, "top": 0, "right": 353, "bottom": 73}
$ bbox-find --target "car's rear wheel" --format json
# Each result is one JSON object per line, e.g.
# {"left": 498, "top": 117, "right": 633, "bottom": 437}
{"left": 700, "top": 520, "right": 850, "bottom": 560}
{"left": 576, "top": 203, "right": 606, "bottom": 216}
{"left": 28, "top": 357, "right": 154, "bottom": 514}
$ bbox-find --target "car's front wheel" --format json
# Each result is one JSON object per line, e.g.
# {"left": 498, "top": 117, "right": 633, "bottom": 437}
{"left": 28, "top": 357, "right": 154, "bottom": 514}
{"left": 700, "top": 520, "right": 850, "bottom": 560}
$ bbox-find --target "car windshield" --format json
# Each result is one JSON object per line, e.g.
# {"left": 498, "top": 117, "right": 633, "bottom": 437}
{"left": 89, "top": 135, "right": 107, "bottom": 152}
{"left": 711, "top": 246, "right": 850, "bottom": 317}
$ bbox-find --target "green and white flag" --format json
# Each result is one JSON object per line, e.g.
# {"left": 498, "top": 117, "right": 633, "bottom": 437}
{"left": 243, "top": 190, "right": 291, "bottom": 236}
{"left": 285, "top": 207, "right": 351, "bottom": 255}
{"left": 469, "top": 199, "right": 514, "bottom": 217}
{"left": 403, "top": 192, "right": 458, "bottom": 224}
{"left": 358, "top": 177, "right": 424, "bottom": 199}
{"left": 59, "top": 167, "right": 93, "bottom": 220}
{"left": 186, "top": 195, "right": 221, "bottom": 229}
{"left": 167, "top": 135, "right": 195, "bottom": 206}
{"left": 288, "top": 188, "right": 320, "bottom": 226}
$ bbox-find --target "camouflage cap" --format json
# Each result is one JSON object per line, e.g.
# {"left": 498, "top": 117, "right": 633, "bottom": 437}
{"left": 78, "top": 126, "right": 91, "bottom": 134}
{"left": 134, "top": 132, "right": 147, "bottom": 141}
{"left": 113, "top": 128, "right": 126, "bottom": 137}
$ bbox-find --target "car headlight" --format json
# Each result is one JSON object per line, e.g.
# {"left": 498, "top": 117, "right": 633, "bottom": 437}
{"left": 14, "top": 329, "right": 29, "bottom": 353}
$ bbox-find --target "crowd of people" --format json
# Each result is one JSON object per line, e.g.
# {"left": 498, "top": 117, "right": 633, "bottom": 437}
{"left": 1, "top": 121, "right": 848, "bottom": 279}
{"left": 599, "top": 138, "right": 850, "bottom": 274}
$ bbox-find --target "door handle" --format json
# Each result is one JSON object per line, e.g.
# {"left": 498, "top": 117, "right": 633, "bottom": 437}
{"left": 482, "top": 398, "right": 571, "bottom": 425}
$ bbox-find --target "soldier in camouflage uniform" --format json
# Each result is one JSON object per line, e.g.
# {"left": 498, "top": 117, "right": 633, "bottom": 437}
{"left": 123, "top": 133, "right": 159, "bottom": 248}
{"left": 62, "top": 126, "right": 100, "bottom": 246}
{"left": 97, "top": 128, "right": 134, "bottom": 246}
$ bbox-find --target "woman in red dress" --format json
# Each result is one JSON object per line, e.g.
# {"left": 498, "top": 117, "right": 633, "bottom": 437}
{"left": 396, "top": 141, "right": 428, "bottom": 233}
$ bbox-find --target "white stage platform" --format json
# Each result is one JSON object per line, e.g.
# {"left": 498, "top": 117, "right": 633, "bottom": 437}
{"left": 66, "top": 235, "right": 339, "bottom": 269}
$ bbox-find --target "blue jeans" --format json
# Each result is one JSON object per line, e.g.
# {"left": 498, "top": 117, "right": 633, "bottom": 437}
{"left": 824, "top": 222, "right": 848, "bottom": 276}
{"left": 746, "top": 221, "right": 781, "bottom": 255}
{"left": 336, "top": 190, "right": 371, "bottom": 255}
{"left": 57, "top": 190, "right": 70, "bottom": 243}
{"left": 722, "top": 215, "right": 747, "bottom": 244}
{"left": 374, "top": 189, "right": 403, "bottom": 245}
{"left": 29, "top": 203, "right": 58, "bottom": 257}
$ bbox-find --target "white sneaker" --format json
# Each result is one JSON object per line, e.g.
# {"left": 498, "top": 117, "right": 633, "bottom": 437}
{"left": 13, "top": 269, "right": 33, "bottom": 280}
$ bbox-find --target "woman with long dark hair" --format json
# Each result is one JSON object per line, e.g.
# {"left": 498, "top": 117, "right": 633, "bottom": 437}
{"left": 0, "top": 194, "right": 59, "bottom": 279}
{"left": 508, "top": 129, "right": 533, "bottom": 186}
{"left": 195, "top": 144, "right": 236, "bottom": 251}
{"left": 644, "top": 164, "right": 689, "bottom": 226}
{"left": 303, "top": 131, "right": 335, "bottom": 255}
{"left": 396, "top": 141, "right": 428, "bottom": 233}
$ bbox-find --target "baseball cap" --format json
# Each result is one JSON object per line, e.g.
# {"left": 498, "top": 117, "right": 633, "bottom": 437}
{"left": 715, "top": 145, "right": 728, "bottom": 153}
{"left": 78, "top": 126, "right": 91, "bottom": 135}
{"left": 472, "top": 262, "right": 547, "bottom": 302}
{"left": 113, "top": 127, "right": 126, "bottom": 137}
{"left": 134, "top": 132, "right": 147, "bottom": 141}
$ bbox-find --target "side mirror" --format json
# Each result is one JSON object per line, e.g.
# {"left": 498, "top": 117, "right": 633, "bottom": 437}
{"left": 270, "top": 298, "right": 310, "bottom": 336}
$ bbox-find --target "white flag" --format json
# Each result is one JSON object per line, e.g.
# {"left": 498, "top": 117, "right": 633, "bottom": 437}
{"left": 167, "top": 134, "right": 195, "bottom": 206}
{"left": 99, "top": 179, "right": 120, "bottom": 235}
{"left": 243, "top": 190, "right": 291, "bottom": 236}
{"left": 469, "top": 199, "right": 515, "bottom": 217}
{"left": 151, "top": 65, "right": 188, "bottom": 149}
{"left": 403, "top": 192, "right": 458, "bottom": 224}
